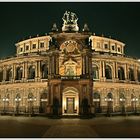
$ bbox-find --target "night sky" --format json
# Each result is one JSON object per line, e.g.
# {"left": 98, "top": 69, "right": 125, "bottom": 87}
{"left": 0, "top": 2, "right": 140, "bottom": 59}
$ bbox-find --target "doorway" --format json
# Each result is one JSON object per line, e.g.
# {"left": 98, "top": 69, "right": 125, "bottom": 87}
{"left": 62, "top": 87, "right": 79, "bottom": 115}
{"left": 67, "top": 98, "right": 74, "bottom": 113}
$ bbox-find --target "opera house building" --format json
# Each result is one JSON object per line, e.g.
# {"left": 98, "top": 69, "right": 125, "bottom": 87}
{"left": 0, "top": 11, "right": 140, "bottom": 117}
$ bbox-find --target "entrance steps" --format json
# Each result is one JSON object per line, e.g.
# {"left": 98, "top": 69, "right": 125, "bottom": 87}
{"left": 61, "top": 115, "right": 80, "bottom": 118}
{"left": 61, "top": 114, "right": 94, "bottom": 119}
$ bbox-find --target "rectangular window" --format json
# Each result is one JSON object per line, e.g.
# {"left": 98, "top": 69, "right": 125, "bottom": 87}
{"left": 104, "top": 44, "right": 108, "bottom": 49}
{"left": 26, "top": 45, "right": 29, "bottom": 50}
{"left": 32, "top": 44, "right": 36, "bottom": 49}
{"left": 112, "top": 45, "right": 115, "bottom": 50}
{"left": 118, "top": 47, "right": 120, "bottom": 52}
{"left": 40, "top": 42, "right": 44, "bottom": 48}
{"left": 20, "top": 48, "right": 23, "bottom": 52}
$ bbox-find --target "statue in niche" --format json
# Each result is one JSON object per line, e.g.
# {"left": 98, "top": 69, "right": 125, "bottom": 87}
{"left": 64, "top": 58, "right": 77, "bottom": 76}
{"left": 65, "top": 66, "right": 75, "bottom": 76}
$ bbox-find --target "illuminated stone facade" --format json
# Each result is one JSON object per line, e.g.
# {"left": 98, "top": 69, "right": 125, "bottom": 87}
{"left": 0, "top": 11, "right": 140, "bottom": 116}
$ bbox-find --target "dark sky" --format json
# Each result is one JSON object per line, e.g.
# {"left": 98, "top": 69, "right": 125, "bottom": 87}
{"left": 0, "top": 2, "right": 140, "bottom": 59}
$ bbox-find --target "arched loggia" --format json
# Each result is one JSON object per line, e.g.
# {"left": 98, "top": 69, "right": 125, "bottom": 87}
{"left": 28, "top": 66, "right": 35, "bottom": 79}
{"left": 41, "top": 64, "right": 48, "bottom": 79}
{"left": 118, "top": 67, "right": 125, "bottom": 80}
{"left": 15, "top": 67, "right": 23, "bottom": 80}
{"left": 128, "top": 68, "right": 135, "bottom": 81}
{"left": 6, "top": 68, "right": 12, "bottom": 81}
{"left": 105, "top": 65, "right": 112, "bottom": 79}
{"left": 92, "top": 64, "right": 99, "bottom": 80}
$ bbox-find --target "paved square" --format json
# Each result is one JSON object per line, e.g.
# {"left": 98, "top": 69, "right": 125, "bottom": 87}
{"left": 0, "top": 116, "right": 140, "bottom": 138}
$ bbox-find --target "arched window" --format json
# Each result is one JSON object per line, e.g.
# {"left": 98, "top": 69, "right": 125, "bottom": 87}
{"left": 28, "top": 66, "right": 35, "bottom": 79}
{"left": 94, "top": 92, "right": 100, "bottom": 99}
{"left": 41, "top": 64, "right": 48, "bottom": 79}
{"left": 16, "top": 67, "right": 23, "bottom": 80}
{"left": 28, "top": 92, "right": 33, "bottom": 99}
{"left": 15, "top": 93, "right": 21, "bottom": 99}
{"left": 118, "top": 67, "right": 125, "bottom": 80}
{"left": 0, "top": 70, "right": 3, "bottom": 82}
{"left": 119, "top": 93, "right": 125, "bottom": 99}
{"left": 6, "top": 68, "right": 12, "bottom": 81}
{"left": 128, "top": 68, "right": 135, "bottom": 81}
{"left": 137, "top": 70, "right": 140, "bottom": 82}
{"left": 105, "top": 65, "right": 112, "bottom": 79}
{"left": 92, "top": 65, "right": 99, "bottom": 79}
{"left": 107, "top": 92, "right": 113, "bottom": 99}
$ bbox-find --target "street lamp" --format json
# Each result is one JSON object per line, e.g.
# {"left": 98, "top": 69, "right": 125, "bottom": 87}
{"left": 93, "top": 98, "right": 100, "bottom": 114}
{"left": 105, "top": 97, "right": 113, "bottom": 116}
{"left": 131, "top": 96, "right": 138, "bottom": 114}
{"left": 15, "top": 97, "right": 21, "bottom": 115}
{"left": 3, "top": 97, "right": 9, "bottom": 113}
{"left": 28, "top": 97, "right": 36, "bottom": 115}
{"left": 119, "top": 98, "right": 126, "bottom": 114}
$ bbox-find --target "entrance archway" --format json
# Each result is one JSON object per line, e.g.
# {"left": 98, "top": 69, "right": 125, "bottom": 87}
{"left": 62, "top": 87, "right": 79, "bottom": 115}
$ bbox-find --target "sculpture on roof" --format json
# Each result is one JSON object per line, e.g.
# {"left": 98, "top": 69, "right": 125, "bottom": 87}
{"left": 62, "top": 11, "right": 78, "bottom": 25}
{"left": 62, "top": 11, "right": 79, "bottom": 32}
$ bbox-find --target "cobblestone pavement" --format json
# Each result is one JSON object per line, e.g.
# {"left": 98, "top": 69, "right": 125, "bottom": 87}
{"left": 0, "top": 115, "right": 140, "bottom": 138}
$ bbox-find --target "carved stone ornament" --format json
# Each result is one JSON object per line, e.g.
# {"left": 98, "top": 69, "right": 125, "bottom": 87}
{"left": 60, "top": 40, "right": 80, "bottom": 55}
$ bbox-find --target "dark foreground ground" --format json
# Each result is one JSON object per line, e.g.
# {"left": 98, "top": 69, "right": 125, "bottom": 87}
{"left": 0, "top": 115, "right": 140, "bottom": 138}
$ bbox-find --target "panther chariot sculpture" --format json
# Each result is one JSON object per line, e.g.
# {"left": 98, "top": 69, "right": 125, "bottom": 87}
{"left": 62, "top": 11, "right": 79, "bottom": 32}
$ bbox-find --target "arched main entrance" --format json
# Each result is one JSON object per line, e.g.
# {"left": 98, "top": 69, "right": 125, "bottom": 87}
{"left": 62, "top": 87, "right": 79, "bottom": 115}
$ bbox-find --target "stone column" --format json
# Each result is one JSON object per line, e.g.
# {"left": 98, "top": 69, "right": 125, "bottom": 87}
{"left": 99, "top": 61, "right": 102, "bottom": 78}
{"left": 12, "top": 64, "right": 15, "bottom": 81}
{"left": 102, "top": 61, "right": 106, "bottom": 81}
{"left": 13, "top": 64, "right": 16, "bottom": 81}
{"left": 134, "top": 65, "right": 138, "bottom": 81}
{"left": 54, "top": 56, "right": 57, "bottom": 75}
{"left": 38, "top": 61, "right": 41, "bottom": 79}
{"left": 48, "top": 55, "right": 52, "bottom": 78}
{"left": 54, "top": 51, "right": 60, "bottom": 76}
{"left": 86, "top": 56, "right": 89, "bottom": 74}
{"left": 22, "top": 62, "right": 25, "bottom": 80}
{"left": 115, "top": 62, "right": 118, "bottom": 78}
{"left": 24, "top": 43, "right": 25, "bottom": 53}
{"left": 3, "top": 67, "right": 6, "bottom": 81}
{"left": 82, "top": 54, "right": 86, "bottom": 75}
{"left": 53, "top": 56, "right": 55, "bottom": 75}
{"left": 124, "top": 63, "right": 128, "bottom": 80}
{"left": 35, "top": 61, "right": 38, "bottom": 80}
{"left": 102, "top": 61, "right": 105, "bottom": 77}
{"left": 113, "top": 62, "right": 116, "bottom": 79}
{"left": 56, "top": 55, "right": 59, "bottom": 75}
{"left": 29, "top": 41, "right": 32, "bottom": 53}
{"left": 38, "top": 39, "right": 39, "bottom": 50}
{"left": 82, "top": 56, "right": 84, "bottom": 75}
{"left": 24, "top": 62, "right": 28, "bottom": 80}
